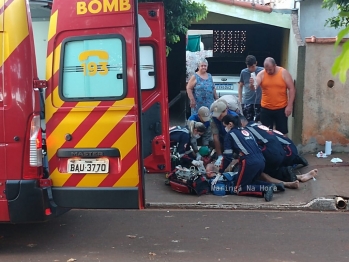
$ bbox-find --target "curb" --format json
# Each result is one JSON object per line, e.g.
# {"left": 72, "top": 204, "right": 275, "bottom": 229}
{"left": 146, "top": 197, "right": 349, "bottom": 212}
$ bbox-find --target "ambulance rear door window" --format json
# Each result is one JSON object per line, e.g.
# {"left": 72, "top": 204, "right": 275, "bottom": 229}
{"left": 60, "top": 35, "right": 126, "bottom": 101}
{"left": 139, "top": 45, "right": 155, "bottom": 90}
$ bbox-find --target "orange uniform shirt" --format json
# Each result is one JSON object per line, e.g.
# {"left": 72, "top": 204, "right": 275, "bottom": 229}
{"left": 261, "top": 67, "right": 288, "bottom": 110}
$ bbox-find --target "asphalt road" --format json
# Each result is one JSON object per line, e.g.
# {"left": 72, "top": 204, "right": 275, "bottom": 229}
{"left": 0, "top": 209, "right": 348, "bottom": 262}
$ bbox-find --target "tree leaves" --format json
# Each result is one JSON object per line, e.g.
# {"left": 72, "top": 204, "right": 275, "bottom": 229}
{"left": 139, "top": 0, "right": 208, "bottom": 54}
{"left": 322, "top": 0, "right": 349, "bottom": 29}
{"left": 332, "top": 38, "right": 349, "bottom": 82}
{"left": 323, "top": 1, "right": 349, "bottom": 82}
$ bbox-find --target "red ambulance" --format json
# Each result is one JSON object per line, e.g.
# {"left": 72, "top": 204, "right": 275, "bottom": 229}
{"left": 0, "top": 0, "right": 170, "bottom": 223}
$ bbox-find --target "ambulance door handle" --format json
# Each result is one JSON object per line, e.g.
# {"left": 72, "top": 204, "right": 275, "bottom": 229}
{"left": 148, "top": 71, "right": 155, "bottom": 76}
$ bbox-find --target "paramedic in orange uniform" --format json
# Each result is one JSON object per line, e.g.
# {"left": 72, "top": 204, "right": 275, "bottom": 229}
{"left": 250, "top": 57, "right": 296, "bottom": 136}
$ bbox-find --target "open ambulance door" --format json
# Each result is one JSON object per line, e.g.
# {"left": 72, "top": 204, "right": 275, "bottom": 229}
{"left": 0, "top": 0, "right": 5, "bottom": 220}
{"left": 45, "top": 0, "right": 148, "bottom": 209}
{"left": 0, "top": 0, "right": 45, "bottom": 223}
{"left": 138, "top": 3, "right": 170, "bottom": 174}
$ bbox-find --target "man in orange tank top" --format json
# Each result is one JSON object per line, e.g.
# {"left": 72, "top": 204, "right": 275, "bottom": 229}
{"left": 249, "top": 57, "right": 295, "bottom": 135}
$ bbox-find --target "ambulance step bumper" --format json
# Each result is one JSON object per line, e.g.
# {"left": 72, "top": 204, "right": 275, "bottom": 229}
{"left": 51, "top": 187, "right": 139, "bottom": 209}
{"left": 6, "top": 180, "right": 52, "bottom": 223}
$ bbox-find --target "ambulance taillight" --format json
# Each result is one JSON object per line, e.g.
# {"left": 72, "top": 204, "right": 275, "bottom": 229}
{"left": 23, "top": 115, "right": 43, "bottom": 179}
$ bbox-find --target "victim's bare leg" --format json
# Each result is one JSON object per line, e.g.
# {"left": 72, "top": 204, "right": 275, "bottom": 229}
{"left": 259, "top": 173, "right": 299, "bottom": 189}
{"left": 297, "top": 169, "right": 318, "bottom": 182}
{"left": 259, "top": 172, "right": 282, "bottom": 184}
{"left": 284, "top": 180, "right": 299, "bottom": 189}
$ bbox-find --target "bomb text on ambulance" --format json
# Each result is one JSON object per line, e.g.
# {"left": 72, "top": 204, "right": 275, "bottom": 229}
{"left": 77, "top": 0, "right": 131, "bottom": 15}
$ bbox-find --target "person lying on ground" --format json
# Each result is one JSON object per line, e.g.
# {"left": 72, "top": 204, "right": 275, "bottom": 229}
{"left": 206, "top": 163, "right": 284, "bottom": 193}
{"left": 259, "top": 169, "right": 318, "bottom": 188}
{"left": 207, "top": 163, "right": 317, "bottom": 190}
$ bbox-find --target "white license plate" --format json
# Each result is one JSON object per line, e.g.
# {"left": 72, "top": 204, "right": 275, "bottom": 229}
{"left": 216, "top": 84, "right": 233, "bottom": 90}
{"left": 67, "top": 159, "right": 109, "bottom": 174}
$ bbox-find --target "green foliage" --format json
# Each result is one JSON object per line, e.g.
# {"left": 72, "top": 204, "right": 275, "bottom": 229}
{"left": 332, "top": 18, "right": 349, "bottom": 82}
{"left": 322, "top": 1, "right": 349, "bottom": 82}
{"left": 322, "top": 0, "right": 349, "bottom": 29}
{"left": 138, "top": 0, "right": 208, "bottom": 55}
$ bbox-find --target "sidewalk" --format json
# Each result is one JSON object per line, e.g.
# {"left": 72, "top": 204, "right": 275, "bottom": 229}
{"left": 145, "top": 98, "right": 349, "bottom": 211}
{"left": 145, "top": 152, "right": 349, "bottom": 211}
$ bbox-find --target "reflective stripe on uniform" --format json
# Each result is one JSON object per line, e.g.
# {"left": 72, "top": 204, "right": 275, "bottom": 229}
{"left": 230, "top": 132, "right": 249, "bottom": 155}
{"left": 276, "top": 136, "right": 291, "bottom": 145}
{"left": 223, "top": 149, "right": 233, "bottom": 154}
{"left": 245, "top": 126, "right": 268, "bottom": 144}
{"left": 169, "top": 126, "right": 189, "bottom": 134}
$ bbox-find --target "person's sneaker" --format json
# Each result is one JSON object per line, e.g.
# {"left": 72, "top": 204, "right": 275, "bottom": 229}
{"left": 275, "top": 182, "right": 285, "bottom": 192}
{"left": 286, "top": 166, "right": 297, "bottom": 182}
{"left": 296, "top": 155, "right": 309, "bottom": 167}
{"left": 264, "top": 185, "right": 274, "bottom": 202}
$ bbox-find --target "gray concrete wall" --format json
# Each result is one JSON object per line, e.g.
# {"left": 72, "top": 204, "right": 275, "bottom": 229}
{"left": 299, "top": 0, "right": 340, "bottom": 39}
{"left": 302, "top": 42, "right": 349, "bottom": 153}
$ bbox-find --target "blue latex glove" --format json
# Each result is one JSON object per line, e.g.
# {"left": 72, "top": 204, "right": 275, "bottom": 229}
{"left": 196, "top": 153, "right": 202, "bottom": 161}
{"left": 214, "top": 155, "right": 223, "bottom": 168}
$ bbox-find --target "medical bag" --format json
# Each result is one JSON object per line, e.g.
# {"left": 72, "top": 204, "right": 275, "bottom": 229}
{"left": 167, "top": 166, "right": 209, "bottom": 196}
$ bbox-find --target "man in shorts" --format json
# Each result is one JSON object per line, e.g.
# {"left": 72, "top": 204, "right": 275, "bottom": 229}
{"left": 238, "top": 55, "right": 264, "bottom": 122}
{"left": 250, "top": 57, "right": 296, "bottom": 136}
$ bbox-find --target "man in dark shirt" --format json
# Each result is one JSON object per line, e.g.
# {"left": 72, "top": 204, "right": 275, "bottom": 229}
{"left": 238, "top": 55, "right": 264, "bottom": 121}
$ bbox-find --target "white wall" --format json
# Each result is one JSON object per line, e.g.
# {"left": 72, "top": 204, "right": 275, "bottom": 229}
{"left": 188, "top": 30, "right": 213, "bottom": 35}
{"left": 32, "top": 21, "right": 49, "bottom": 80}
